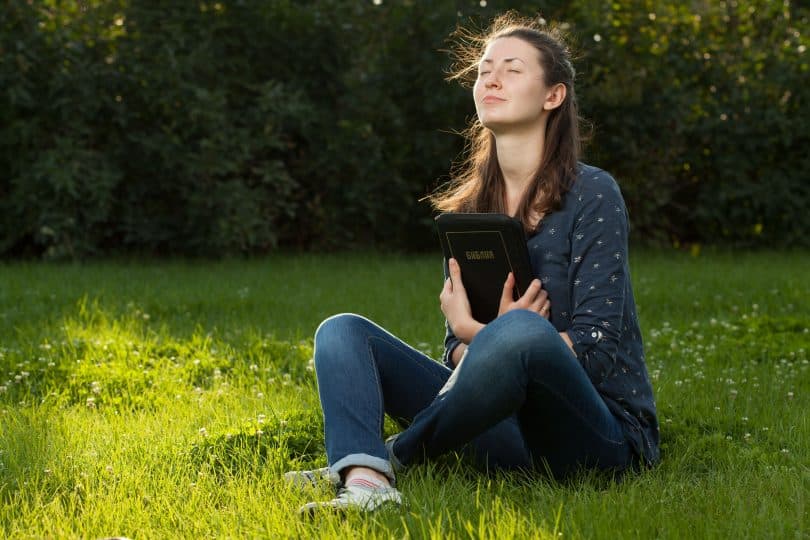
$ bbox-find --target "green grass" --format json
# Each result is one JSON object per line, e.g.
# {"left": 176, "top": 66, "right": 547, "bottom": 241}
{"left": 0, "top": 250, "right": 808, "bottom": 538}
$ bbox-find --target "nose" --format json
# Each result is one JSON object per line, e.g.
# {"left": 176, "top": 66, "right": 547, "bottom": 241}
{"left": 484, "top": 71, "right": 501, "bottom": 89}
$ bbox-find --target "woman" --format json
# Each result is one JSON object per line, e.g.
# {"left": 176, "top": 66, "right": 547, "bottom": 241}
{"left": 286, "top": 14, "right": 659, "bottom": 514}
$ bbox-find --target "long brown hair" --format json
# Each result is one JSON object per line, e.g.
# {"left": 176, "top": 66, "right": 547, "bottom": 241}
{"left": 429, "top": 13, "right": 584, "bottom": 231}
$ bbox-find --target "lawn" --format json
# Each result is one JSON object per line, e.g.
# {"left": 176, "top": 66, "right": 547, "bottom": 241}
{"left": 0, "top": 250, "right": 808, "bottom": 538}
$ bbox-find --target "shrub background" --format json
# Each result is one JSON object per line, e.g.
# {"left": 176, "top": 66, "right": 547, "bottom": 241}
{"left": 1, "top": 0, "right": 808, "bottom": 258}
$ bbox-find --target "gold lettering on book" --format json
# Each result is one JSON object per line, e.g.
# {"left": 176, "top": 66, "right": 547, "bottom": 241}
{"left": 465, "top": 250, "right": 495, "bottom": 261}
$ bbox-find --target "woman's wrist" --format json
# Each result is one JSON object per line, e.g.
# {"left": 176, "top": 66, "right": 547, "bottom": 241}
{"left": 450, "top": 343, "right": 467, "bottom": 366}
{"left": 457, "top": 320, "right": 485, "bottom": 344}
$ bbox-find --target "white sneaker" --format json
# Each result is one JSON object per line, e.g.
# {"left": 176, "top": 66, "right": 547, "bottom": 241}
{"left": 299, "top": 484, "right": 403, "bottom": 515}
{"left": 283, "top": 467, "right": 339, "bottom": 489}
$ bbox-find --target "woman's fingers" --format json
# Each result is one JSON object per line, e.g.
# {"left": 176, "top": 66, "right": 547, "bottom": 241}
{"left": 448, "top": 258, "right": 465, "bottom": 292}
{"left": 517, "top": 279, "right": 551, "bottom": 317}
{"left": 520, "top": 279, "right": 543, "bottom": 304}
{"left": 500, "top": 272, "right": 515, "bottom": 306}
{"left": 530, "top": 287, "right": 548, "bottom": 309}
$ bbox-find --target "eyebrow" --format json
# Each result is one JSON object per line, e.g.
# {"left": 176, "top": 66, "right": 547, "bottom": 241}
{"left": 480, "top": 57, "right": 526, "bottom": 65}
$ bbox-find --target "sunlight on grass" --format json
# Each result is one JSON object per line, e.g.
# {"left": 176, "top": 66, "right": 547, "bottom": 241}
{"left": 0, "top": 252, "right": 807, "bottom": 538}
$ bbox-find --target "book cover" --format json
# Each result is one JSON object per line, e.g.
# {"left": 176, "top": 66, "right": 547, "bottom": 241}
{"left": 435, "top": 213, "right": 534, "bottom": 324}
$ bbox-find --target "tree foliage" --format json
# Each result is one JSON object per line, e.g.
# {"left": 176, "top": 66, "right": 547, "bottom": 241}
{"left": 0, "top": 0, "right": 807, "bottom": 257}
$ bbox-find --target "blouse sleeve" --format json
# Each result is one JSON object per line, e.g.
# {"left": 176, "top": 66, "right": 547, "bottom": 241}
{"left": 564, "top": 174, "right": 629, "bottom": 370}
{"left": 442, "top": 321, "right": 462, "bottom": 370}
{"left": 440, "top": 258, "right": 461, "bottom": 369}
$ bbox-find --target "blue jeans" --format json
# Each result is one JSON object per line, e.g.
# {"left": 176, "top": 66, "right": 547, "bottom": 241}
{"left": 313, "top": 310, "right": 635, "bottom": 481}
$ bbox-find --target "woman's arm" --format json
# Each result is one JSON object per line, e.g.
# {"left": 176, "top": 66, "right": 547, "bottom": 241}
{"left": 440, "top": 258, "right": 552, "bottom": 368}
{"left": 565, "top": 173, "right": 630, "bottom": 366}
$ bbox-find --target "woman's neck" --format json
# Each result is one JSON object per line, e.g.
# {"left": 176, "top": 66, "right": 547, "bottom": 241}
{"left": 494, "top": 128, "right": 545, "bottom": 215}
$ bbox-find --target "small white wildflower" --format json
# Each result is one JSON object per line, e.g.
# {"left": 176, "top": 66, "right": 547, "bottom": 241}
{"left": 198, "top": 427, "right": 208, "bottom": 437}
{"left": 249, "top": 364, "right": 258, "bottom": 372}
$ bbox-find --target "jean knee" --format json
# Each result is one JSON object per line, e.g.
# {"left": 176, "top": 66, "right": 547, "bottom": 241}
{"left": 497, "top": 309, "right": 556, "bottom": 343}
{"left": 478, "top": 310, "right": 561, "bottom": 366}
{"left": 313, "top": 313, "right": 368, "bottom": 368}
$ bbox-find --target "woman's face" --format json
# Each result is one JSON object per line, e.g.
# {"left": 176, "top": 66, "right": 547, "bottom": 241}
{"left": 473, "top": 37, "right": 553, "bottom": 133}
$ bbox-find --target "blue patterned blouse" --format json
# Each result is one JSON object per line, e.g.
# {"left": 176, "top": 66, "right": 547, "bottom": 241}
{"left": 442, "top": 163, "right": 660, "bottom": 466}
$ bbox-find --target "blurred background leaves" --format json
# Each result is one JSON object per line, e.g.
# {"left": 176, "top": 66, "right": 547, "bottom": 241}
{"left": 0, "top": 0, "right": 807, "bottom": 258}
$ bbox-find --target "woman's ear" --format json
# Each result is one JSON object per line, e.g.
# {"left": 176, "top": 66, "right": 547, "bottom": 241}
{"left": 543, "top": 83, "right": 567, "bottom": 111}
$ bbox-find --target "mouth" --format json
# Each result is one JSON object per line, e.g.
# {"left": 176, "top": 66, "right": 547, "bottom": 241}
{"left": 482, "top": 95, "right": 506, "bottom": 104}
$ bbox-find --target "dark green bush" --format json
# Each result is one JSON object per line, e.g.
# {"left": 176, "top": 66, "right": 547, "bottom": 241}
{"left": 0, "top": 0, "right": 807, "bottom": 257}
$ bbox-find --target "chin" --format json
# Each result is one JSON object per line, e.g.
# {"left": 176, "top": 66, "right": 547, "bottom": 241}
{"left": 479, "top": 117, "right": 514, "bottom": 133}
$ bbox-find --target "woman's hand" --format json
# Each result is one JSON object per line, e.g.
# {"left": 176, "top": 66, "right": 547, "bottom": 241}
{"left": 440, "top": 258, "right": 484, "bottom": 344}
{"left": 498, "top": 273, "right": 551, "bottom": 319}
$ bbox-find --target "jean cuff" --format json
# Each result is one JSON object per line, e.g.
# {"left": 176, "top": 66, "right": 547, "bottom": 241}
{"left": 330, "top": 453, "right": 396, "bottom": 485}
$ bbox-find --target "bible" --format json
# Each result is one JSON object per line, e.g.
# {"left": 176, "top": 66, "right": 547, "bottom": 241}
{"left": 435, "top": 213, "right": 534, "bottom": 324}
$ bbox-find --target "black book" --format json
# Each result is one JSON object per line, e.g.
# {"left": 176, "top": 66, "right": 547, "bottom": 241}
{"left": 435, "top": 213, "right": 534, "bottom": 324}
